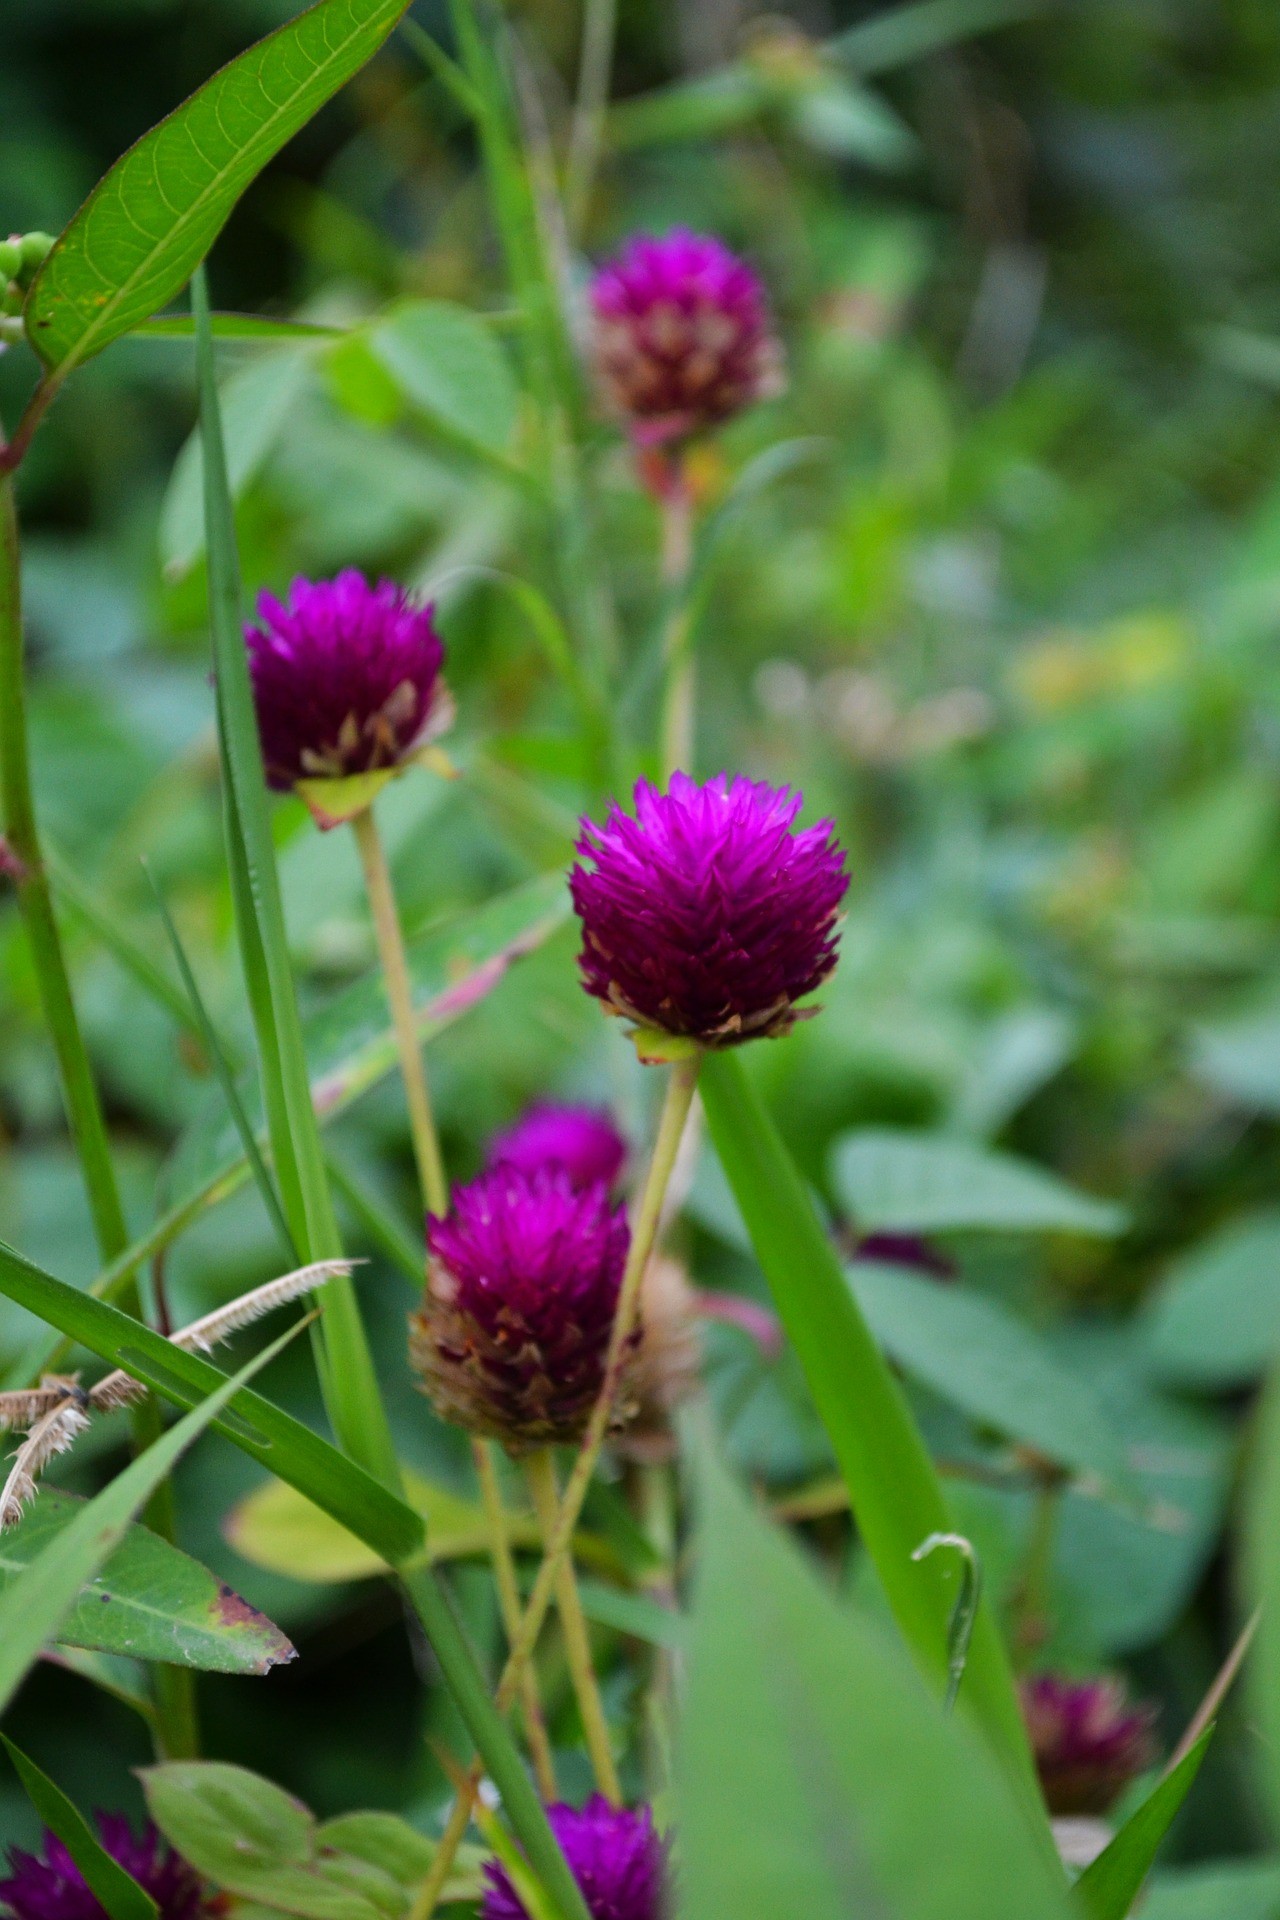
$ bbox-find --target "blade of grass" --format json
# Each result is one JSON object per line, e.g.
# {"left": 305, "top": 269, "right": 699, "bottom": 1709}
{"left": 2, "top": 1736, "right": 158, "bottom": 1920}
{"left": 193, "top": 262, "right": 396, "bottom": 1486}
{"left": 0, "top": 1240, "right": 591, "bottom": 1920}
{"left": 699, "top": 1049, "right": 1050, "bottom": 1844}
{"left": 0, "top": 1312, "right": 309, "bottom": 1716}
{"left": 1073, "top": 1729, "right": 1213, "bottom": 1918}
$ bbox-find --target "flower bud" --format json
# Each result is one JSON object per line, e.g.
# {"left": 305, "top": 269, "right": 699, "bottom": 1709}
{"left": 590, "top": 229, "right": 784, "bottom": 448}
{"left": 487, "top": 1101, "right": 627, "bottom": 1192}
{"left": 571, "top": 772, "right": 849, "bottom": 1048}
{"left": 2, "top": 1817, "right": 209, "bottom": 1920}
{"left": 482, "top": 1798, "right": 667, "bottom": 1920}
{"left": 410, "top": 1167, "right": 634, "bottom": 1451}
{"left": 1021, "top": 1673, "right": 1158, "bottom": 1815}
{"left": 244, "top": 570, "right": 450, "bottom": 824}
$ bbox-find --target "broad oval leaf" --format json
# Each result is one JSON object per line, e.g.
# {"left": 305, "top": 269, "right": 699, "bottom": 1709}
{"left": 25, "top": 0, "right": 414, "bottom": 374}
{"left": 679, "top": 1448, "right": 1072, "bottom": 1920}
{"left": 831, "top": 1128, "right": 1127, "bottom": 1237}
{"left": 1190, "top": 1012, "right": 1280, "bottom": 1116}
{"left": 850, "top": 1261, "right": 1134, "bottom": 1495}
{"left": 1144, "top": 1209, "right": 1280, "bottom": 1388}
{"left": 0, "top": 1488, "right": 294, "bottom": 1673}
{"left": 371, "top": 300, "right": 520, "bottom": 454}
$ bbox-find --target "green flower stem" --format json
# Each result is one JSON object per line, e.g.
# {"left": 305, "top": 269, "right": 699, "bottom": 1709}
{"left": 525, "top": 1446, "right": 621, "bottom": 1805}
{"left": 658, "top": 469, "right": 696, "bottom": 782}
{"left": 417, "top": 1050, "right": 702, "bottom": 1911}
{"left": 1, "top": 452, "right": 200, "bottom": 1763}
{"left": 351, "top": 803, "right": 449, "bottom": 1217}
{"left": 565, "top": 0, "right": 618, "bottom": 237}
{"left": 475, "top": 1437, "right": 558, "bottom": 1802}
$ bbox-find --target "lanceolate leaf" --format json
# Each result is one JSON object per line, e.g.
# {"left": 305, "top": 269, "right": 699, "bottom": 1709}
{"left": 0, "top": 1489, "right": 295, "bottom": 1673}
{"left": 25, "top": 0, "right": 414, "bottom": 376}
{"left": 3, "top": 1737, "right": 158, "bottom": 1920}
{"left": 1074, "top": 1730, "right": 1213, "bottom": 1918}
{"left": 831, "top": 1128, "right": 1126, "bottom": 1238}
{"left": 0, "top": 1314, "right": 306, "bottom": 1715}
{"left": 699, "top": 1051, "right": 1047, "bottom": 1828}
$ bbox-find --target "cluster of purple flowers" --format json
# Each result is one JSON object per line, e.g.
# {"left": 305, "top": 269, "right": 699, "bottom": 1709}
{"left": 482, "top": 1798, "right": 666, "bottom": 1920}
{"left": 0, "top": 1819, "right": 207, "bottom": 1920}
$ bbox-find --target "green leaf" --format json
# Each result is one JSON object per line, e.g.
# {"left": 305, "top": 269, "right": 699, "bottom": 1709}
{"left": 678, "top": 1445, "right": 1073, "bottom": 1920}
{"left": 831, "top": 1128, "right": 1127, "bottom": 1236}
{"left": 1190, "top": 1012, "right": 1280, "bottom": 1116}
{"left": 3, "top": 1737, "right": 159, "bottom": 1920}
{"left": 1141, "top": 1860, "right": 1280, "bottom": 1918}
{"left": 371, "top": 299, "right": 519, "bottom": 453}
{"left": 311, "top": 1814, "right": 436, "bottom": 1887}
{"left": 0, "top": 1487, "right": 295, "bottom": 1672}
{"left": 134, "top": 314, "right": 344, "bottom": 341}
{"left": 25, "top": 0, "right": 414, "bottom": 375}
{"left": 699, "top": 1051, "right": 1047, "bottom": 1826}
{"left": 143, "top": 1763, "right": 402, "bottom": 1920}
{"left": 160, "top": 350, "right": 312, "bottom": 578}
{"left": 1243, "top": 1369, "right": 1280, "bottom": 1830}
{"left": 1144, "top": 1210, "right": 1280, "bottom": 1388}
{"left": 0, "top": 1311, "right": 307, "bottom": 1715}
{"left": 1074, "top": 1731, "right": 1213, "bottom": 1917}
{"left": 850, "top": 1261, "right": 1134, "bottom": 1493}
{"left": 0, "top": 1238, "right": 423, "bottom": 1566}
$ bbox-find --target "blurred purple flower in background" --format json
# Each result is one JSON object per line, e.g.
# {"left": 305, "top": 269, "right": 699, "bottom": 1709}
{"left": 482, "top": 1798, "right": 667, "bottom": 1920}
{"left": 0, "top": 1819, "right": 207, "bottom": 1920}
{"left": 1021, "top": 1673, "right": 1158, "bottom": 1815}
{"left": 488, "top": 1101, "right": 628, "bottom": 1192}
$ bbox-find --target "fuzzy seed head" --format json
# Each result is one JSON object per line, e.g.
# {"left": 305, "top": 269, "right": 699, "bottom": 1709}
{"left": 571, "top": 772, "right": 849, "bottom": 1046}
{"left": 245, "top": 569, "right": 447, "bottom": 791}
{"left": 590, "top": 229, "right": 783, "bottom": 446}
{"left": 410, "top": 1167, "right": 633, "bottom": 1451}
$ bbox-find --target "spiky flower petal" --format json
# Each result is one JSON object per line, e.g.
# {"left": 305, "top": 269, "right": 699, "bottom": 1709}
{"left": 1021, "top": 1674, "right": 1158, "bottom": 1815}
{"left": 590, "top": 229, "right": 783, "bottom": 446}
{"left": 245, "top": 569, "right": 447, "bottom": 794}
{"left": 410, "top": 1168, "right": 632, "bottom": 1451}
{"left": 0, "top": 1818, "right": 208, "bottom": 1920}
{"left": 487, "top": 1102, "right": 628, "bottom": 1191}
{"left": 571, "top": 773, "right": 849, "bottom": 1046}
{"left": 482, "top": 1798, "right": 666, "bottom": 1920}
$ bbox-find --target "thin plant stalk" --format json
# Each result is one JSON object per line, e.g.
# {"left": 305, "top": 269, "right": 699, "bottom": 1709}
{"left": 418, "top": 1050, "right": 701, "bottom": 1912}
{"left": 351, "top": 804, "right": 449, "bottom": 1217}
{"left": 0, "top": 442, "right": 199, "bottom": 1762}
{"left": 565, "top": 0, "right": 618, "bottom": 237}
{"left": 1166, "top": 1606, "right": 1259, "bottom": 1775}
{"left": 473, "top": 1437, "right": 558, "bottom": 1802}
{"left": 658, "top": 467, "right": 696, "bottom": 781}
{"left": 525, "top": 1446, "right": 621, "bottom": 1804}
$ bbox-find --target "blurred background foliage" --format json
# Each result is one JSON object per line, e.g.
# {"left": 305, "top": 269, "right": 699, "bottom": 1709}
{"left": 7, "top": 0, "right": 1280, "bottom": 1892}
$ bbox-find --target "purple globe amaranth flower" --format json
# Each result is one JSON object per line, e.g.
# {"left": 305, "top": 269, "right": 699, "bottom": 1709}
{"left": 0, "top": 1817, "right": 208, "bottom": 1920}
{"left": 410, "top": 1166, "right": 633, "bottom": 1450}
{"left": 571, "top": 772, "right": 849, "bottom": 1047}
{"left": 590, "top": 229, "right": 784, "bottom": 448}
{"left": 487, "top": 1101, "right": 628, "bottom": 1191}
{"left": 1021, "top": 1673, "right": 1158, "bottom": 1816}
{"left": 244, "top": 569, "right": 449, "bottom": 801}
{"left": 482, "top": 1798, "right": 667, "bottom": 1920}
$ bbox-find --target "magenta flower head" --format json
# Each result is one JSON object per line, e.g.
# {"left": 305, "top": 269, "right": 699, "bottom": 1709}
{"left": 244, "top": 570, "right": 450, "bottom": 823}
{"left": 410, "top": 1166, "right": 633, "bottom": 1450}
{"left": 1, "top": 1818, "right": 208, "bottom": 1920}
{"left": 590, "top": 229, "right": 784, "bottom": 449}
{"left": 487, "top": 1101, "right": 628, "bottom": 1192}
{"left": 1021, "top": 1674, "right": 1158, "bottom": 1816}
{"left": 571, "top": 773, "right": 849, "bottom": 1049}
{"left": 482, "top": 1798, "right": 667, "bottom": 1920}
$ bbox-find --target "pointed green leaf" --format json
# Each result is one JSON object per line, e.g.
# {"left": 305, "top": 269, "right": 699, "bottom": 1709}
{"left": 1074, "top": 1731, "right": 1213, "bottom": 1918}
{"left": 0, "top": 1312, "right": 306, "bottom": 1714}
{"left": 0, "top": 1489, "right": 295, "bottom": 1672}
{"left": 3, "top": 1737, "right": 158, "bottom": 1920}
{"left": 371, "top": 300, "right": 519, "bottom": 453}
{"left": 831, "top": 1129, "right": 1126, "bottom": 1237}
{"left": 699, "top": 1051, "right": 1045, "bottom": 1821}
{"left": 25, "top": 0, "right": 414, "bottom": 375}
{"left": 679, "top": 1446, "right": 1072, "bottom": 1920}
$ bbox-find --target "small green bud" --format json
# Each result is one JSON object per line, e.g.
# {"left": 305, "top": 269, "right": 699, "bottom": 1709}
{"left": 19, "top": 231, "right": 54, "bottom": 272}
{"left": 0, "top": 239, "right": 21, "bottom": 279}
{"left": 1, "top": 284, "right": 23, "bottom": 317}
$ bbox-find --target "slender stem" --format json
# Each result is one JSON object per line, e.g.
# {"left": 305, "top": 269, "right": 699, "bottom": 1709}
{"left": 474, "top": 1438, "right": 558, "bottom": 1801}
{"left": 418, "top": 1053, "right": 701, "bottom": 1908}
{"left": 1166, "top": 1606, "right": 1259, "bottom": 1774}
{"left": 525, "top": 1447, "right": 621, "bottom": 1804}
{"left": 352, "top": 806, "right": 449, "bottom": 1217}
{"left": 658, "top": 471, "right": 696, "bottom": 782}
{"left": 637, "top": 1460, "right": 678, "bottom": 1795}
{"left": 1, "top": 442, "right": 200, "bottom": 1761}
{"left": 565, "top": 0, "right": 618, "bottom": 237}
{"left": 1011, "top": 1474, "right": 1063, "bottom": 1662}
